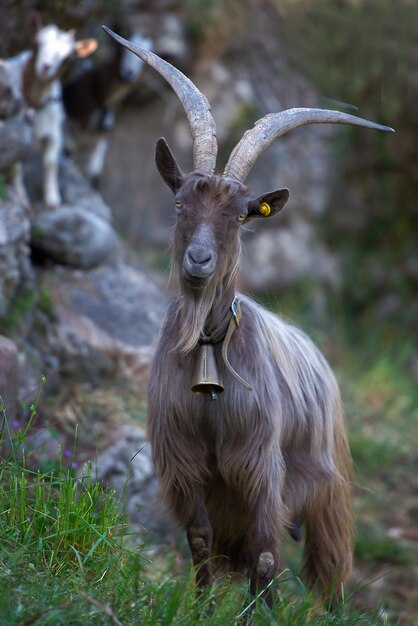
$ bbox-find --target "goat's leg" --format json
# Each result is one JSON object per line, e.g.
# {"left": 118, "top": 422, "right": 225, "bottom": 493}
{"left": 249, "top": 535, "right": 278, "bottom": 606}
{"left": 186, "top": 488, "right": 213, "bottom": 591}
{"left": 302, "top": 476, "right": 353, "bottom": 608}
{"left": 42, "top": 135, "right": 61, "bottom": 209}
{"left": 248, "top": 503, "right": 283, "bottom": 607}
{"left": 87, "top": 136, "right": 108, "bottom": 189}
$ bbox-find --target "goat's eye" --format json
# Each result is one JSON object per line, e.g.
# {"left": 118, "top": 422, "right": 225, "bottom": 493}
{"left": 236, "top": 213, "right": 246, "bottom": 223}
{"left": 175, "top": 199, "right": 183, "bottom": 213}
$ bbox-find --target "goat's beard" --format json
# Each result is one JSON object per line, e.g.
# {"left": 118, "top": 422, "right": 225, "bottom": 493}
{"left": 170, "top": 250, "right": 240, "bottom": 355}
{"left": 172, "top": 277, "right": 218, "bottom": 354}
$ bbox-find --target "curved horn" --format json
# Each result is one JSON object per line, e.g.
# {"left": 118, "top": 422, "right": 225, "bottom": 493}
{"left": 102, "top": 26, "right": 217, "bottom": 174}
{"left": 224, "top": 108, "right": 395, "bottom": 182}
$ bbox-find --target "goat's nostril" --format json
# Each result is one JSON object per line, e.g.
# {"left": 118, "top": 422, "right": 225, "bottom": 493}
{"left": 188, "top": 250, "right": 212, "bottom": 266}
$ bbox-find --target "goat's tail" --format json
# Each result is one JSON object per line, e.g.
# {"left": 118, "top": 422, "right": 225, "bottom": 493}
{"left": 302, "top": 409, "right": 354, "bottom": 606}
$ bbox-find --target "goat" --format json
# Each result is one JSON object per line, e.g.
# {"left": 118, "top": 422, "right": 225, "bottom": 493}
{"left": 103, "top": 27, "right": 394, "bottom": 606}
{"left": 4, "top": 11, "right": 97, "bottom": 208}
{"left": 63, "top": 29, "right": 153, "bottom": 188}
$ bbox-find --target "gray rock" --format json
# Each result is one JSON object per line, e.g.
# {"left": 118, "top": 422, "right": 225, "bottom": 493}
{"left": 92, "top": 424, "right": 174, "bottom": 542}
{"left": 243, "top": 218, "right": 340, "bottom": 293}
{"left": 31, "top": 207, "right": 119, "bottom": 269}
{"left": 29, "top": 261, "right": 166, "bottom": 387}
{"left": 155, "top": 13, "right": 189, "bottom": 66}
{"left": 0, "top": 335, "right": 19, "bottom": 417}
{"left": 0, "top": 62, "right": 22, "bottom": 119}
{"left": 24, "top": 156, "right": 112, "bottom": 221}
{"left": 60, "top": 157, "right": 112, "bottom": 221}
{"left": 0, "top": 115, "right": 32, "bottom": 171}
{"left": 0, "top": 186, "right": 32, "bottom": 317}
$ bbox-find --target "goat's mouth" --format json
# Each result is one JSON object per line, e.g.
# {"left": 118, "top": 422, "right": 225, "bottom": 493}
{"left": 182, "top": 268, "right": 213, "bottom": 290}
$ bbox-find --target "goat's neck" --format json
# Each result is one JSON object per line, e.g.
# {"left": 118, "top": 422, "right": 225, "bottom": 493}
{"left": 203, "top": 281, "right": 237, "bottom": 337}
{"left": 22, "top": 53, "right": 57, "bottom": 108}
{"left": 174, "top": 274, "right": 238, "bottom": 354}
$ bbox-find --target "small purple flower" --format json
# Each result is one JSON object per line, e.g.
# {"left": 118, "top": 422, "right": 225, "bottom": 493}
{"left": 64, "top": 449, "right": 72, "bottom": 458}
{"left": 12, "top": 420, "right": 19, "bottom": 429}
{"left": 71, "top": 461, "right": 78, "bottom": 469}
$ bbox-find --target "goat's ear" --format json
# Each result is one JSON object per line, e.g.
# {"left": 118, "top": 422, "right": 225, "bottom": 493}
{"left": 246, "top": 188, "right": 289, "bottom": 220}
{"left": 74, "top": 38, "right": 98, "bottom": 58}
{"left": 28, "top": 10, "right": 43, "bottom": 36}
{"left": 155, "top": 137, "right": 185, "bottom": 194}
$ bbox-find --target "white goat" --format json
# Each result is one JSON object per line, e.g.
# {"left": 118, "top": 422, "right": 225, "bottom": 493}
{"left": 3, "top": 11, "right": 97, "bottom": 208}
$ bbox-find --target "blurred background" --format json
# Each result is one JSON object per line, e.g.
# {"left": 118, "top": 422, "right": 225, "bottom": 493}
{"left": 0, "top": 0, "right": 417, "bottom": 622}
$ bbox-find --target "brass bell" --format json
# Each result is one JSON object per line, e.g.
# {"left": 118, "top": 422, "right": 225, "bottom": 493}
{"left": 191, "top": 343, "right": 224, "bottom": 400}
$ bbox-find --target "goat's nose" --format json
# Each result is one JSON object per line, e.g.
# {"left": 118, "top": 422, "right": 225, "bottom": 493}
{"left": 187, "top": 248, "right": 212, "bottom": 266}
{"left": 41, "top": 63, "right": 51, "bottom": 76}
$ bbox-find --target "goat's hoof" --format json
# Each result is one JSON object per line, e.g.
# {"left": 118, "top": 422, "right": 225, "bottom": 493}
{"left": 257, "top": 551, "right": 275, "bottom": 577}
{"left": 191, "top": 537, "right": 209, "bottom": 559}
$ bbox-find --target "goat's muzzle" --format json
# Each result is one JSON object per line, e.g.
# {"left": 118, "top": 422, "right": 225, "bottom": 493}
{"left": 182, "top": 226, "right": 217, "bottom": 289}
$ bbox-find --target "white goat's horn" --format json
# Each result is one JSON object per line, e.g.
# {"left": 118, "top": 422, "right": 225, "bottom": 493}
{"left": 102, "top": 25, "right": 218, "bottom": 174}
{"left": 224, "top": 107, "right": 395, "bottom": 182}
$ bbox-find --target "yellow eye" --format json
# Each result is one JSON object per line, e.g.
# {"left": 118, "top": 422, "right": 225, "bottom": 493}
{"left": 175, "top": 200, "right": 182, "bottom": 209}
{"left": 237, "top": 213, "right": 246, "bottom": 223}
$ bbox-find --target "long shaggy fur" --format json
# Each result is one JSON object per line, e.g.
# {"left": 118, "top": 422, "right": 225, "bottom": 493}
{"left": 147, "top": 173, "right": 353, "bottom": 603}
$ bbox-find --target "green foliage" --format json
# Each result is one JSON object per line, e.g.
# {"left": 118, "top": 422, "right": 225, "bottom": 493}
{"left": 0, "top": 381, "right": 128, "bottom": 576}
{"left": 0, "top": 286, "right": 55, "bottom": 335}
{"left": 0, "top": 174, "right": 7, "bottom": 201}
{"left": 271, "top": 0, "right": 418, "bottom": 337}
{"left": 0, "top": 377, "right": 400, "bottom": 625}
{"left": 355, "top": 532, "right": 409, "bottom": 566}
{"left": 0, "top": 291, "right": 36, "bottom": 334}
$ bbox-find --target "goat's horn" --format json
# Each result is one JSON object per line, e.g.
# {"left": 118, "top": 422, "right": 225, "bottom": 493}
{"left": 223, "top": 108, "right": 395, "bottom": 182}
{"left": 102, "top": 26, "right": 218, "bottom": 174}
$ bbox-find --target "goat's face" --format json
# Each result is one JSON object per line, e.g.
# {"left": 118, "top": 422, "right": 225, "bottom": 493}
{"left": 28, "top": 12, "right": 97, "bottom": 83}
{"left": 34, "top": 26, "right": 77, "bottom": 81}
{"left": 156, "top": 138, "right": 289, "bottom": 292}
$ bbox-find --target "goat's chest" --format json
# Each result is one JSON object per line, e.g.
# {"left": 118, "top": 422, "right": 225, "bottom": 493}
{"left": 33, "top": 82, "right": 64, "bottom": 143}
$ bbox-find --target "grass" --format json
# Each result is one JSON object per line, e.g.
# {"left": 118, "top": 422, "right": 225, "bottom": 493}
{"left": 1, "top": 280, "right": 417, "bottom": 624}
{"left": 1, "top": 370, "right": 406, "bottom": 625}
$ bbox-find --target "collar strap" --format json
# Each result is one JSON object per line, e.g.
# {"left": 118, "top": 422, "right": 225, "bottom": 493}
{"left": 221, "top": 297, "right": 253, "bottom": 391}
{"left": 34, "top": 95, "right": 62, "bottom": 111}
{"left": 197, "top": 296, "right": 252, "bottom": 392}
{"left": 198, "top": 296, "right": 240, "bottom": 345}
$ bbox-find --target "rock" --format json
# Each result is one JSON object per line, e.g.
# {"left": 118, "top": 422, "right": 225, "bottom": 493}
{"left": 0, "top": 115, "right": 32, "bottom": 171}
{"left": 24, "top": 156, "right": 112, "bottom": 221}
{"left": 155, "top": 13, "right": 189, "bottom": 66}
{"left": 0, "top": 186, "right": 33, "bottom": 317}
{"left": 29, "top": 261, "right": 166, "bottom": 388}
{"left": 91, "top": 424, "right": 172, "bottom": 541}
{"left": 0, "top": 62, "right": 22, "bottom": 119}
{"left": 31, "top": 207, "right": 119, "bottom": 269}
{"left": 59, "top": 157, "right": 112, "bottom": 221}
{"left": 0, "top": 335, "right": 19, "bottom": 418}
{"left": 243, "top": 218, "right": 340, "bottom": 293}
{"left": 29, "top": 426, "right": 67, "bottom": 464}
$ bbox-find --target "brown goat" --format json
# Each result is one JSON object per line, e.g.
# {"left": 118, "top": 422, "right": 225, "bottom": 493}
{"left": 103, "top": 26, "right": 394, "bottom": 606}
